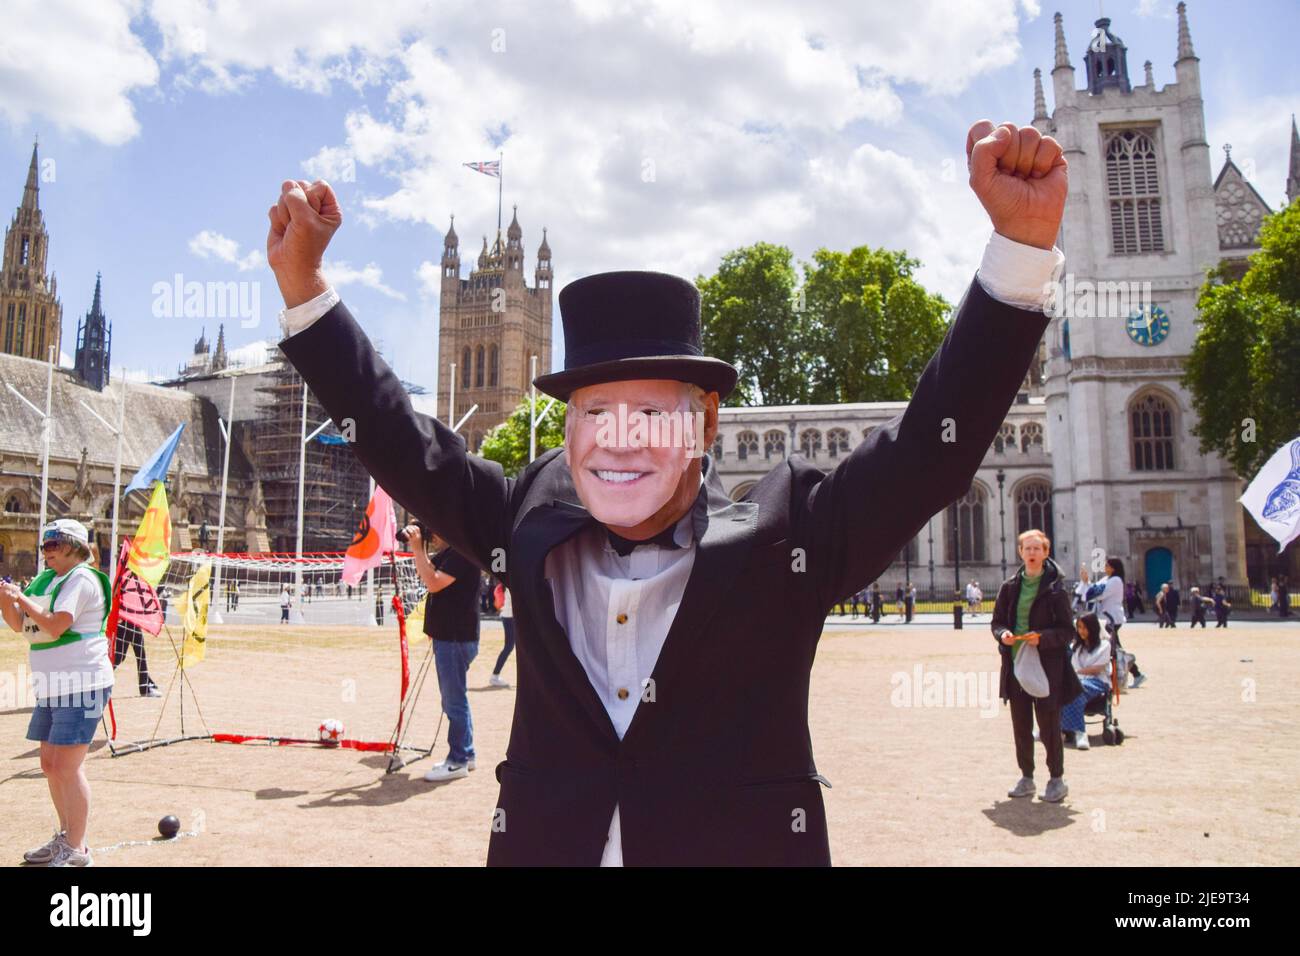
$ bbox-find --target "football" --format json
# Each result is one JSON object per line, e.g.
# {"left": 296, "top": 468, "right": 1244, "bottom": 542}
{"left": 318, "top": 718, "right": 345, "bottom": 745}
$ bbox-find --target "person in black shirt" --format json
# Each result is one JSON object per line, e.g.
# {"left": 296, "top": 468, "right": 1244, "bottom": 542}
{"left": 406, "top": 525, "right": 481, "bottom": 781}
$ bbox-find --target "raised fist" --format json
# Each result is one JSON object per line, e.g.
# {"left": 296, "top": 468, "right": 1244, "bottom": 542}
{"left": 267, "top": 179, "right": 342, "bottom": 308}
{"left": 966, "top": 120, "right": 1067, "bottom": 251}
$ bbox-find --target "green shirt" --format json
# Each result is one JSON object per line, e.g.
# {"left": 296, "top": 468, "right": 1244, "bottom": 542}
{"left": 1014, "top": 569, "right": 1042, "bottom": 636}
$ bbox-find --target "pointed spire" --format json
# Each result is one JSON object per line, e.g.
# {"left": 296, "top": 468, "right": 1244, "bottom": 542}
{"left": 89, "top": 272, "right": 103, "bottom": 317}
{"left": 1176, "top": 2, "right": 1195, "bottom": 61}
{"left": 444, "top": 213, "right": 458, "bottom": 244}
{"left": 1053, "top": 12, "right": 1070, "bottom": 70}
{"left": 1144, "top": 60, "right": 1154, "bottom": 87}
{"left": 1033, "top": 68, "right": 1048, "bottom": 121}
{"left": 1287, "top": 115, "right": 1300, "bottom": 206}
{"left": 22, "top": 140, "right": 39, "bottom": 211}
{"left": 538, "top": 225, "right": 550, "bottom": 256}
{"left": 213, "top": 323, "right": 227, "bottom": 371}
{"left": 478, "top": 235, "right": 489, "bottom": 268}
{"left": 507, "top": 202, "right": 521, "bottom": 240}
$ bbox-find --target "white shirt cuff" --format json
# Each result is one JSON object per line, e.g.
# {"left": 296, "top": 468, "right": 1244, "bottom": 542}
{"left": 975, "top": 231, "right": 1065, "bottom": 311}
{"left": 279, "top": 286, "right": 340, "bottom": 339}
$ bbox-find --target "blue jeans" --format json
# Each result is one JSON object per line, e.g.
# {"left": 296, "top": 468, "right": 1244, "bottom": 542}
{"left": 1060, "top": 676, "right": 1109, "bottom": 733}
{"left": 433, "top": 640, "right": 478, "bottom": 764}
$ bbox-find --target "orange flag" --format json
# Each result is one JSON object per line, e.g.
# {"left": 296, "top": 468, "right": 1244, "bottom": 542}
{"left": 341, "top": 485, "right": 396, "bottom": 586}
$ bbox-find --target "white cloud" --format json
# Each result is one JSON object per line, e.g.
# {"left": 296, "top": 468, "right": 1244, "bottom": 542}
{"left": 415, "top": 260, "right": 442, "bottom": 299}
{"left": 226, "top": 339, "right": 275, "bottom": 368}
{"left": 1207, "top": 95, "right": 1300, "bottom": 212}
{"left": 0, "top": 0, "right": 158, "bottom": 145}
{"left": 188, "top": 230, "right": 265, "bottom": 271}
{"left": 323, "top": 259, "right": 406, "bottom": 300}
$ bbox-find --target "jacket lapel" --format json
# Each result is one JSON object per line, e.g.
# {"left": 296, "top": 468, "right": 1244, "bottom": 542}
{"left": 512, "top": 467, "right": 620, "bottom": 742}
{"left": 620, "top": 457, "right": 757, "bottom": 749}
{"left": 511, "top": 452, "right": 759, "bottom": 749}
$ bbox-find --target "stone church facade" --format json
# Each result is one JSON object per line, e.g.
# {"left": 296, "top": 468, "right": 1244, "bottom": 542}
{"left": 713, "top": 4, "right": 1296, "bottom": 597}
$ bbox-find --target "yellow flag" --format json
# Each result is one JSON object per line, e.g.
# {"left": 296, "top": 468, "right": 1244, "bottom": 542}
{"left": 181, "top": 561, "right": 211, "bottom": 669}
{"left": 127, "top": 481, "right": 172, "bottom": 587}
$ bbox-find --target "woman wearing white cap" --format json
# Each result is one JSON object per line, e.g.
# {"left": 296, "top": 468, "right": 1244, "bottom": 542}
{"left": 0, "top": 519, "right": 114, "bottom": 867}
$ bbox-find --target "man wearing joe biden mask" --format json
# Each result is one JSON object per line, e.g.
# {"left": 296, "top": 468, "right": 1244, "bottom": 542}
{"left": 268, "top": 118, "right": 1067, "bottom": 865}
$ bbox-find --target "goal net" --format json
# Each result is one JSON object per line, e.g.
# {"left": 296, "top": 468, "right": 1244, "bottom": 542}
{"left": 105, "top": 551, "right": 441, "bottom": 772}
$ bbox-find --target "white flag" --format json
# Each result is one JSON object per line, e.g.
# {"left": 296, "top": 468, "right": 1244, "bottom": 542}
{"left": 1239, "top": 436, "right": 1300, "bottom": 553}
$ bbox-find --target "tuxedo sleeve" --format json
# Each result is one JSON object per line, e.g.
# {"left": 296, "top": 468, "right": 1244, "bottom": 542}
{"left": 278, "top": 301, "right": 511, "bottom": 580}
{"left": 797, "top": 276, "right": 1050, "bottom": 610}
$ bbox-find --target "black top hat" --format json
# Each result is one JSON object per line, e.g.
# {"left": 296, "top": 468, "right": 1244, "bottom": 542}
{"left": 531, "top": 270, "right": 738, "bottom": 401}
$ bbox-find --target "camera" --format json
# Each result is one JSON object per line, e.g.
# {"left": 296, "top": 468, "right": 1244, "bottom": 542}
{"left": 395, "top": 519, "right": 430, "bottom": 545}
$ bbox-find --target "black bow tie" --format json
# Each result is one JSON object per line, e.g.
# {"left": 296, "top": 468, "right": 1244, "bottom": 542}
{"left": 605, "top": 523, "right": 682, "bottom": 557}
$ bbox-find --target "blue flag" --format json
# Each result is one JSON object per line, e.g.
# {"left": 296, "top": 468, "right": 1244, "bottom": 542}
{"left": 124, "top": 423, "right": 186, "bottom": 497}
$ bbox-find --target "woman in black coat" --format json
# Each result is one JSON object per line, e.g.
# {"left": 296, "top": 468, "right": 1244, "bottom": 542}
{"left": 991, "top": 529, "right": 1082, "bottom": 804}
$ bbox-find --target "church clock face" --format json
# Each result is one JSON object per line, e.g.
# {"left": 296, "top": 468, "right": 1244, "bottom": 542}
{"left": 1126, "top": 305, "right": 1170, "bottom": 347}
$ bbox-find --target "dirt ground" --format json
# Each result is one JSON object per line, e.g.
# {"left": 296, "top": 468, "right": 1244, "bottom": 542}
{"left": 2, "top": 618, "right": 1297, "bottom": 866}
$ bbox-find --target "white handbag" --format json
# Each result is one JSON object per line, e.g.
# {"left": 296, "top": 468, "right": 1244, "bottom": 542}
{"left": 1013, "top": 640, "right": 1051, "bottom": 698}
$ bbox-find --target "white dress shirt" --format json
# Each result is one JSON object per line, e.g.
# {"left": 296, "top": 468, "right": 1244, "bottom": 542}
{"left": 279, "top": 231, "right": 1064, "bottom": 864}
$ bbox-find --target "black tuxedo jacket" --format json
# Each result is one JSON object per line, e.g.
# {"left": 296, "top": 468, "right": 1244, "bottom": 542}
{"left": 279, "top": 276, "right": 1048, "bottom": 865}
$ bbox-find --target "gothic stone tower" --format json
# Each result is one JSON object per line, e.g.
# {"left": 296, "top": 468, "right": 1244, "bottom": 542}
{"left": 73, "top": 272, "right": 112, "bottom": 391}
{"left": 437, "top": 205, "right": 552, "bottom": 451}
{"left": 1, "top": 143, "right": 62, "bottom": 363}
{"left": 1038, "top": 4, "right": 1247, "bottom": 594}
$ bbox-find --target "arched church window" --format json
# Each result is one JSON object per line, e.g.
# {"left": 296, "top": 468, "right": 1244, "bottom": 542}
{"left": 947, "top": 483, "right": 988, "bottom": 563}
{"left": 764, "top": 429, "right": 785, "bottom": 459}
{"left": 1130, "top": 392, "right": 1176, "bottom": 471}
{"left": 1015, "top": 480, "right": 1053, "bottom": 547}
{"left": 1105, "top": 129, "right": 1164, "bottom": 254}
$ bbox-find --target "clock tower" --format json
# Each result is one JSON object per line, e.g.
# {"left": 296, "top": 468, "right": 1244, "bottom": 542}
{"left": 1038, "top": 4, "right": 1250, "bottom": 593}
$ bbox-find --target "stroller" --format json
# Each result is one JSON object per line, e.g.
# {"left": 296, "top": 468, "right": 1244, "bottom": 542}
{"left": 1076, "top": 609, "right": 1126, "bottom": 746}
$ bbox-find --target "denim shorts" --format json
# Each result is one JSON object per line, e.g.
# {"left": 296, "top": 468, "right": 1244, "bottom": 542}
{"left": 26, "top": 687, "right": 112, "bottom": 746}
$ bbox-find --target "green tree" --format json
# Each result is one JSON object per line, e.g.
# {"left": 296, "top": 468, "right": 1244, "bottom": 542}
{"left": 697, "top": 243, "right": 810, "bottom": 406}
{"left": 801, "top": 247, "right": 950, "bottom": 404}
{"left": 1184, "top": 200, "right": 1300, "bottom": 477}
{"left": 697, "top": 242, "right": 950, "bottom": 407}
{"left": 479, "top": 394, "right": 567, "bottom": 478}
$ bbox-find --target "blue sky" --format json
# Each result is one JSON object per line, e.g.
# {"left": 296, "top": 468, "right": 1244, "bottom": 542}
{"left": 1, "top": 0, "right": 1295, "bottom": 401}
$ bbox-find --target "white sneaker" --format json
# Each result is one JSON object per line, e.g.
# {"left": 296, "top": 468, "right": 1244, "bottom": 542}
{"left": 48, "top": 842, "right": 93, "bottom": 867}
{"left": 23, "top": 831, "right": 67, "bottom": 865}
{"left": 489, "top": 674, "right": 511, "bottom": 688}
{"left": 1075, "top": 731, "right": 1090, "bottom": 750}
{"left": 423, "top": 760, "right": 470, "bottom": 782}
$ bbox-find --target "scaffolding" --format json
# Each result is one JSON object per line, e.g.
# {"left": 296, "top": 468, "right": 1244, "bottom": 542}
{"left": 251, "top": 361, "right": 371, "bottom": 553}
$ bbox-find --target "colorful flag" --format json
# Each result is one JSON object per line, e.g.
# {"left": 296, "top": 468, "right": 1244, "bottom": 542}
{"left": 463, "top": 160, "right": 501, "bottom": 178}
{"left": 341, "top": 485, "right": 397, "bottom": 586}
{"left": 124, "top": 424, "right": 185, "bottom": 497}
{"left": 1240, "top": 436, "right": 1300, "bottom": 553}
{"left": 127, "top": 481, "right": 172, "bottom": 587}
{"left": 118, "top": 569, "right": 164, "bottom": 636}
{"left": 181, "top": 561, "right": 212, "bottom": 669}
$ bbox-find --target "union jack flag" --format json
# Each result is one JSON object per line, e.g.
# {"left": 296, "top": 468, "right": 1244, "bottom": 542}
{"left": 463, "top": 160, "right": 501, "bottom": 178}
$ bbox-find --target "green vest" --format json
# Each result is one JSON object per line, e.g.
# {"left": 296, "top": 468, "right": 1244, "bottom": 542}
{"left": 22, "top": 563, "right": 113, "bottom": 652}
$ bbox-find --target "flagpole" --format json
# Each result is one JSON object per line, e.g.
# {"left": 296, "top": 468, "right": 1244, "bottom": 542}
{"left": 295, "top": 381, "right": 308, "bottom": 605}
{"left": 110, "top": 367, "right": 125, "bottom": 581}
{"left": 530, "top": 354, "right": 538, "bottom": 462}
{"left": 366, "top": 476, "right": 376, "bottom": 627}
{"left": 212, "top": 373, "right": 235, "bottom": 618}
{"left": 78, "top": 375, "right": 126, "bottom": 580}
{"left": 497, "top": 151, "right": 503, "bottom": 234}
